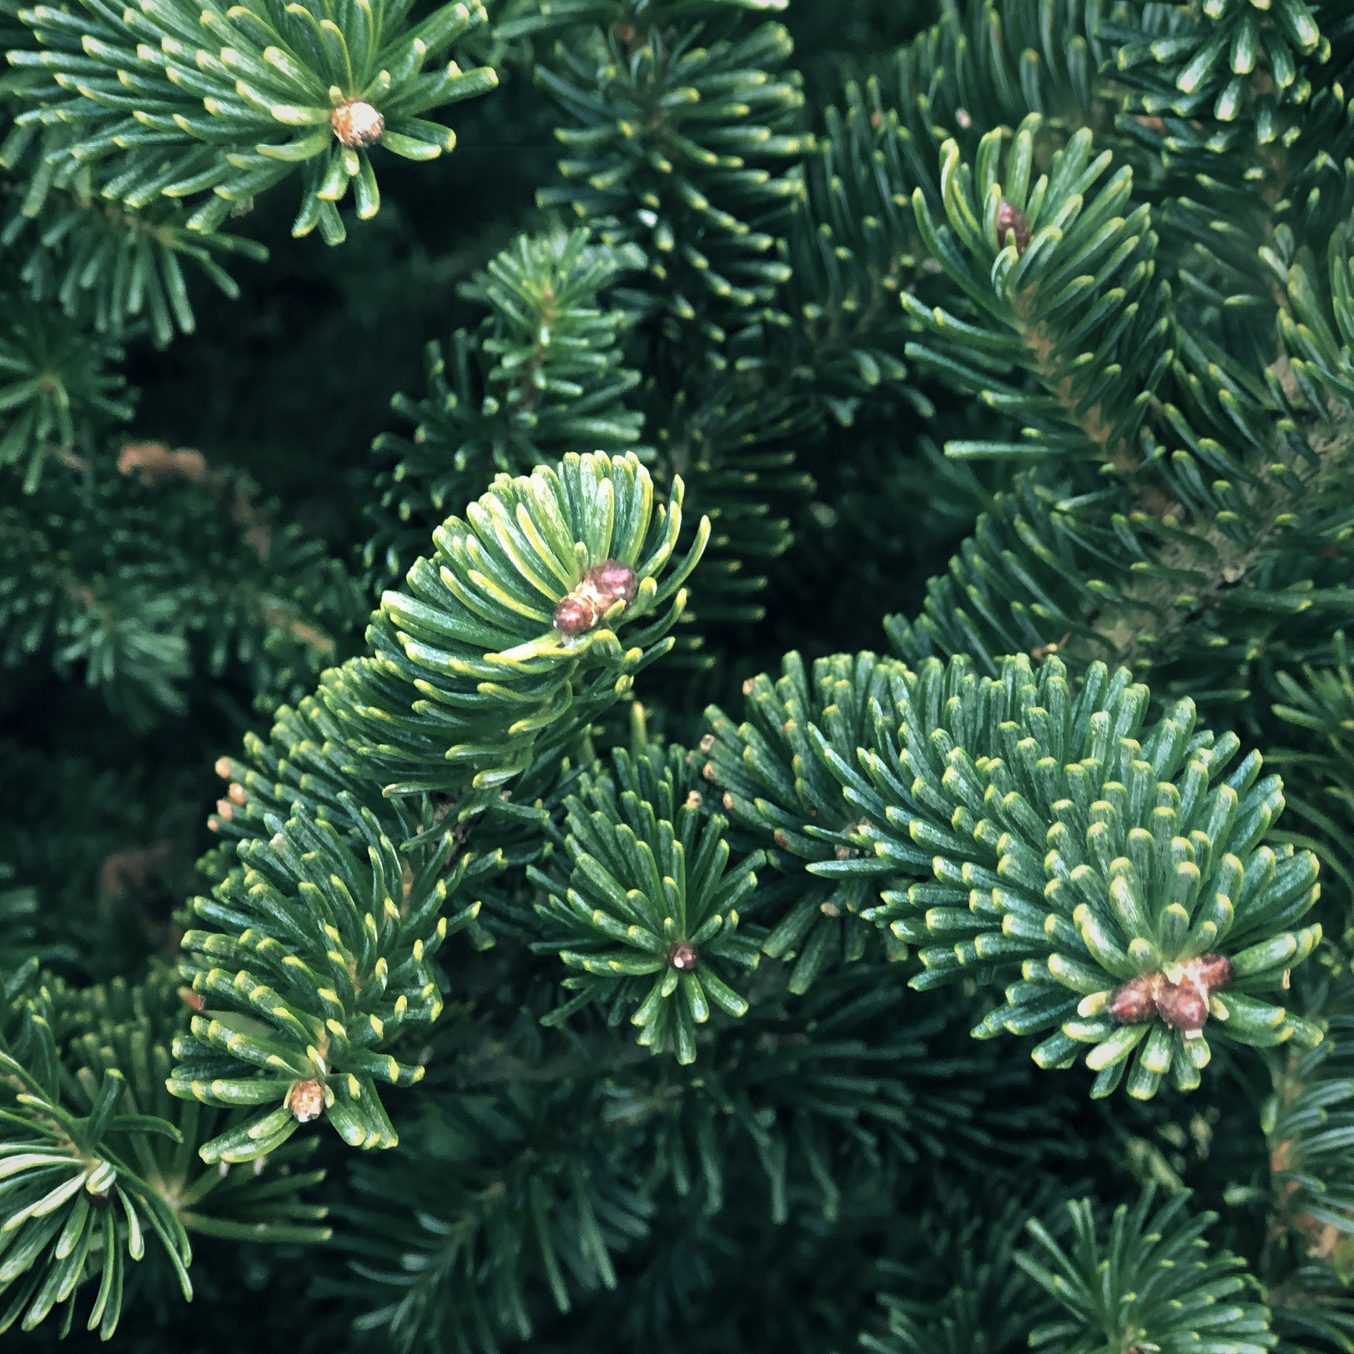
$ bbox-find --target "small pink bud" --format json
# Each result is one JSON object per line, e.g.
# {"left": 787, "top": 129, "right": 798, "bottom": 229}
{"left": 287, "top": 1078, "right": 327, "bottom": 1123}
{"left": 585, "top": 558, "right": 637, "bottom": 604}
{"left": 1155, "top": 979, "right": 1209, "bottom": 1033}
{"left": 1108, "top": 975, "right": 1155, "bottom": 1024}
{"left": 553, "top": 594, "right": 599, "bottom": 636}
{"left": 667, "top": 941, "right": 698, "bottom": 971}
{"left": 997, "top": 198, "right": 1031, "bottom": 254}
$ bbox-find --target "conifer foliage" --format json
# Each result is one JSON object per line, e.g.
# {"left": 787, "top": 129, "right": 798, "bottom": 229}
{"left": 2, "top": 0, "right": 1353, "bottom": 1349}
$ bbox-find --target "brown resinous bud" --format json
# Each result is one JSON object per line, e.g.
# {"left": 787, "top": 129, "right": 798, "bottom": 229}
{"left": 585, "top": 558, "right": 638, "bottom": 604}
{"left": 287, "top": 1078, "right": 327, "bottom": 1123}
{"left": 552, "top": 594, "right": 598, "bottom": 637}
{"left": 1108, "top": 953, "right": 1235, "bottom": 1036}
{"left": 1156, "top": 953, "right": 1234, "bottom": 1035}
{"left": 1192, "top": 953, "right": 1233, "bottom": 991}
{"left": 1107, "top": 974, "right": 1155, "bottom": 1024}
{"left": 1154, "top": 978, "right": 1210, "bottom": 1034}
{"left": 552, "top": 559, "right": 638, "bottom": 637}
{"left": 667, "top": 940, "right": 698, "bottom": 971}
{"left": 332, "top": 99, "right": 384, "bottom": 148}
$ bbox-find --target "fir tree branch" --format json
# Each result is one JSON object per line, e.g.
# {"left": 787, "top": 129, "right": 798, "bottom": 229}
{"left": 814, "top": 652, "right": 1323, "bottom": 1099}
{"left": 173, "top": 452, "right": 709, "bottom": 1160}
{"left": 6, "top": 0, "right": 499, "bottom": 240}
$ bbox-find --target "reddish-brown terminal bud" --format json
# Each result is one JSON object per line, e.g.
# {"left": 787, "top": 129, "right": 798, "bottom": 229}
{"left": 553, "top": 593, "right": 599, "bottom": 637}
{"left": 214, "top": 756, "right": 232, "bottom": 779}
{"left": 287, "top": 1078, "right": 327, "bottom": 1123}
{"left": 667, "top": 940, "right": 698, "bottom": 971}
{"left": 227, "top": 782, "right": 247, "bottom": 806}
{"left": 1155, "top": 978, "right": 1209, "bottom": 1033}
{"left": 585, "top": 558, "right": 637, "bottom": 604}
{"left": 1193, "top": 953, "right": 1233, "bottom": 992}
{"left": 331, "top": 99, "right": 384, "bottom": 148}
{"left": 1108, "top": 974, "right": 1156, "bottom": 1024}
{"left": 997, "top": 197, "right": 1031, "bottom": 255}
